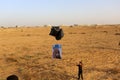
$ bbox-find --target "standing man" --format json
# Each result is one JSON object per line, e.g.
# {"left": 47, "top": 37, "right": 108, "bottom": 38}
{"left": 77, "top": 61, "right": 83, "bottom": 80}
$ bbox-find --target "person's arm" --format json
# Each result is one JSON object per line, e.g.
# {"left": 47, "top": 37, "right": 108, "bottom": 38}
{"left": 76, "top": 63, "right": 79, "bottom": 66}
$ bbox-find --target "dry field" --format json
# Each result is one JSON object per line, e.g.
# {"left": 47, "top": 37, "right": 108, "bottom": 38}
{"left": 0, "top": 25, "right": 120, "bottom": 80}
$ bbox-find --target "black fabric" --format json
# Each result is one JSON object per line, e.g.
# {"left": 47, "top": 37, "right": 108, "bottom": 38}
{"left": 7, "top": 75, "right": 18, "bottom": 80}
{"left": 49, "top": 26, "right": 64, "bottom": 40}
{"left": 55, "top": 29, "right": 64, "bottom": 40}
{"left": 49, "top": 27, "right": 59, "bottom": 36}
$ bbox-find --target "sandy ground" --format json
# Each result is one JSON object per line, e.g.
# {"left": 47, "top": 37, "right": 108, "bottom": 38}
{"left": 0, "top": 25, "right": 120, "bottom": 80}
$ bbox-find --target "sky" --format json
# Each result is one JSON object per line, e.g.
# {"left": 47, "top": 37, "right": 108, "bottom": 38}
{"left": 0, "top": 0, "right": 120, "bottom": 27}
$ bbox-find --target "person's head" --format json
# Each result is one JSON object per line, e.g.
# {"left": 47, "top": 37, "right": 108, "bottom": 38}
{"left": 54, "top": 48, "right": 60, "bottom": 54}
{"left": 7, "top": 75, "right": 18, "bottom": 80}
{"left": 79, "top": 61, "right": 82, "bottom": 65}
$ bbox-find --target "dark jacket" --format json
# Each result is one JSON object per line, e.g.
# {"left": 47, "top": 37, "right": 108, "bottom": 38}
{"left": 77, "top": 64, "right": 83, "bottom": 73}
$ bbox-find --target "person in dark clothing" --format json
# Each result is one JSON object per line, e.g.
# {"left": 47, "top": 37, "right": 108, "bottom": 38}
{"left": 7, "top": 75, "right": 18, "bottom": 80}
{"left": 77, "top": 61, "right": 83, "bottom": 80}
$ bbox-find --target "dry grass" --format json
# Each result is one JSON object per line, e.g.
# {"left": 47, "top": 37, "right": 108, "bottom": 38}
{"left": 0, "top": 25, "right": 120, "bottom": 80}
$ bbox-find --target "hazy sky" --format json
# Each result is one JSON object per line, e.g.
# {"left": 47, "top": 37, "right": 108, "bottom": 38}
{"left": 0, "top": 0, "right": 120, "bottom": 26}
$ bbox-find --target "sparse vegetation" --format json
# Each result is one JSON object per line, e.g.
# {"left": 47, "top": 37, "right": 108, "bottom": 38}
{"left": 0, "top": 25, "right": 120, "bottom": 80}
{"left": 115, "top": 33, "right": 120, "bottom": 35}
